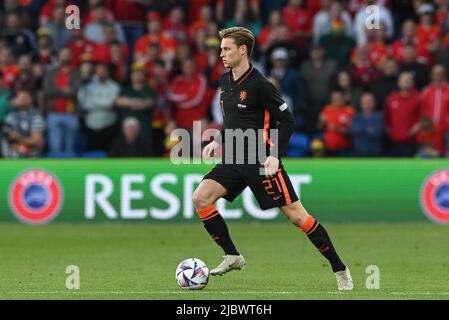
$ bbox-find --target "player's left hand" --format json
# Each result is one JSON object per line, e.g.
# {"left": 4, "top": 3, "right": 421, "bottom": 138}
{"left": 264, "top": 155, "right": 279, "bottom": 178}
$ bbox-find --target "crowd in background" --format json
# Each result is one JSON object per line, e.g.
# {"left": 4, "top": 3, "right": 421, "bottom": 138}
{"left": 1, "top": 0, "right": 449, "bottom": 159}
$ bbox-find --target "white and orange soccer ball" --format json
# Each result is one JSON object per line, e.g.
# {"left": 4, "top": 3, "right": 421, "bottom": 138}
{"left": 175, "top": 258, "right": 209, "bottom": 290}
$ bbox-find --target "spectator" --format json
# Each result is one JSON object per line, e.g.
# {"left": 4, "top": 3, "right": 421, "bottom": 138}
{"left": 319, "top": 17, "right": 355, "bottom": 69}
{"left": 83, "top": 0, "right": 115, "bottom": 24}
{"left": 440, "top": 1, "right": 449, "bottom": 34}
{"left": 223, "top": 0, "right": 262, "bottom": 36}
{"left": 258, "top": 10, "right": 285, "bottom": 54}
{"left": 91, "top": 22, "right": 129, "bottom": 64}
{"left": 11, "top": 54, "right": 39, "bottom": 99}
{"left": 108, "top": 40, "right": 128, "bottom": 83}
{"left": 115, "top": 63, "right": 156, "bottom": 137}
{"left": 78, "top": 53, "right": 95, "bottom": 83}
{"left": 415, "top": 3, "right": 441, "bottom": 65}
{"left": 362, "top": 25, "right": 388, "bottom": 68}
{"left": 415, "top": 116, "right": 445, "bottom": 158}
{"left": 204, "top": 38, "right": 226, "bottom": 88}
{"left": 68, "top": 28, "right": 95, "bottom": 68}
{"left": 313, "top": 0, "right": 353, "bottom": 45}
{"left": 436, "top": 0, "right": 449, "bottom": 28}
{"left": 420, "top": 65, "right": 449, "bottom": 154}
{"left": 35, "top": 26, "right": 58, "bottom": 68}
{"left": 78, "top": 61, "right": 120, "bottom": 151}
{"left": 384, "top": 72, "right": 421, "bottom": 157}
{"left": 190, "top": 5, "right": 214, "bottom": 40}
{"left": 353, "top": 0, "right": 394, "bottom": 47}
{"left": 1, "top": 90, "right": 44, "bottom": 158}
{"left": 45, "top": 3, "right": 73, "bottom": 50}
{"left": 171, "top": 42, "right": 192, "bottom": 78}
{"left": 265, "top": 24, "right": 304, "bottom": 70}
{"left": 348, "top": 92, "right": 383, "bottom": 156}
{"left": 0, "top": 47, "right": 20, "bottom": 89}
{"left": 390, "top": 19, "right": 430, "bottom": 65}
{"left": 269, "top": 47, "right": 305, "bottom": 116}
{"left": 371, "top": 57, "right": 398, "bottom": 110}
{"left": 300, "top": 44, "right": 337, "bottom": 134}
{"left": 192, "top": 28, "right": 209, "bottom": 73}
{"left": 348, "top": 45, "right": 382, "bottom": 90}
{"left": 348, "top": 0, "right": 390, "bottom": 17}
{"left": 399, "top": 45, "right": 430, "bottom": 90}
{"left": 147, "top": 58, "right": 169, "bottom": 99}
{"left": 282, "top": 0, "right": 312, "bottom": 46}
{"left": 0, "top": 75, "right": 11, "bottom": 156}
{"left": 39, "top": 0, "right": 69, "bottom": 26}
{"left": 84, "top": 3, "right": 126, "bottom": 45}
{"left": 216, "top": 0, "right": 260, "bottom": 28}
{"left": 161, "top": 6, "right": 189, "bottom": 44}
{"left": 106, "top": 0, "right": 148, "bottom": 52}
{"left": 166, "top": 58, "right": 208, "bottom": 133}
{"left": 43, "top": 47, "right": 81, "bottom": 157}
{"left": 0, "top": 11, "right": 36, "bottom": 57}
{"left": 108, "top": 117, "right": 153, "bottom": 157}
{"left": 134, "top": 11, "right": 177, "bottom": 64}
{"left": 337, "top": 70, "right": 362, "bottom": 110}
{"left": 436, "top": 33, "right": 449, "bottom": 78}
{"left": 318, "top": 88, "right": 354, "bottom": 156}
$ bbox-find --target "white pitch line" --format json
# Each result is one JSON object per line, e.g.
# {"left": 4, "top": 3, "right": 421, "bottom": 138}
{"left": 2, "top": 291, "right": 449, "bottom": 296}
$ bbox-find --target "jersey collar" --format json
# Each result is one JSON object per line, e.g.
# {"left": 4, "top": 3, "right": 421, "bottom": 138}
{"left": 230, "top": 63, "right": 254, "bottom": 86}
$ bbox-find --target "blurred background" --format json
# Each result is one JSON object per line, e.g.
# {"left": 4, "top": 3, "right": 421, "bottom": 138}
{"left": 1, "top": 0, "right": 449, "bottom": 159}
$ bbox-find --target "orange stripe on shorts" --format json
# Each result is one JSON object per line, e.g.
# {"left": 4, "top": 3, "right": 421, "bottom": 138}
{"left": 277, "top": 169, "right": 292, "bottom": 205}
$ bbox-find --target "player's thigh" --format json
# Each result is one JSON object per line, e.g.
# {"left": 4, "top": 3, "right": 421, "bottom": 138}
{"left": 192, "top": 179, "right": 228, "bottom": 208}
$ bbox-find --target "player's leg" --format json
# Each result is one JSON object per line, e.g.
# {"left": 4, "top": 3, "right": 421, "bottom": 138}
{"left": 280, "top": 201, "right": 353, "bottom": 290}
{"left": 193, "top": 178, "right": 240, "bottom": 256}
{"left": 192, "top": 178, "right": 245, "bottom": 275}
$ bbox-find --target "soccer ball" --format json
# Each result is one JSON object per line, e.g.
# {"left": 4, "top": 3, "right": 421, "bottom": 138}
{"left": 175, "top": 258, "right": 209, "bottom": 290}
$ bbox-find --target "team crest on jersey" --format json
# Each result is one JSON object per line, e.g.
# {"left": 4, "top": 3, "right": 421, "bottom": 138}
{"left": 8, "top": 169, "right": 63, "bottom": 225}
{"left": 239, "top": 90, "right": 247, "bottom": 101}
{"left": 420, "top": 170, "right": 449, "bottom": 224}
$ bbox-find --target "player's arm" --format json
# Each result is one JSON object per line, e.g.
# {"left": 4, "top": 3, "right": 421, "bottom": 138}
{"left": 259, "top": 79, "right": 296, "bottom": 158}
{"left": 259, "top": 79, "right": 296, "bottom": 177}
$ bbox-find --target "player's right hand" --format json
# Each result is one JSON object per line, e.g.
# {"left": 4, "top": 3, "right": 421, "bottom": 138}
{"left": 203, "top": 141, "right": 219, "bottom": 160}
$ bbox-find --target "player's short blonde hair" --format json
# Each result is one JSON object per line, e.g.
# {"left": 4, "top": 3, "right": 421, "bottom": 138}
{"left": 219, "top": 27, "right": 255, "bottom": 59}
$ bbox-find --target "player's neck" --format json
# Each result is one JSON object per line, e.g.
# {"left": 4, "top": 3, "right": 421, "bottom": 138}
{"left": 231, "top": 60, "right": 251, "bottom": 82}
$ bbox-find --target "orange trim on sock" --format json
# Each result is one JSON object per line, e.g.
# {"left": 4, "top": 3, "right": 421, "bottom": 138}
{"left": 197, "top": 204, "right": 217, "bottom": 219}
{"left": 202, "top": 211, "right": 220, "bottom": 222}
{"left": 307, "top": 222, "right": 320, "bottom": 235}
{"left": 300, "top": 215, "right": 315, "bottom": 233}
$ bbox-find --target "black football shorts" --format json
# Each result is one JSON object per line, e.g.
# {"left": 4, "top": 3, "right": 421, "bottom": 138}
{"left": 202, "top": 162, "right": 299, "bottom": 210}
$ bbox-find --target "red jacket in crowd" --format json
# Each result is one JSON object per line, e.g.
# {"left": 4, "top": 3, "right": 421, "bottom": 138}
{"left": 420, "top": 83, "right": 449, "bottom": 133}
{"left": 167, "top": 73, "right": 208, "bottom": 129}
{"left": 320, "top": 104, "right": 354, "bottom": 150}
{"left": 384, "top": 90, "right": 421, "bottom": 142}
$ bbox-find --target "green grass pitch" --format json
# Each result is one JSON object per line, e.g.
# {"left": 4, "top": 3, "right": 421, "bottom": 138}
{"left": 1, "top": 222, "right": 449, "bottom": 300}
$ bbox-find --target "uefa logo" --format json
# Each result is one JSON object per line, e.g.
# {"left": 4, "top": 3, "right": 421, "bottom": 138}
{"left": 420, "top": 169, "right": 449, "bottom": 224}
{"left": 8, "top": 169, "right": 63, "bottom": 225}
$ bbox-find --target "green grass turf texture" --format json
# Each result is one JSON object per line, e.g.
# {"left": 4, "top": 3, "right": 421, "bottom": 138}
{"left": 0, "top": 222, "right": 448, "bottom": 300}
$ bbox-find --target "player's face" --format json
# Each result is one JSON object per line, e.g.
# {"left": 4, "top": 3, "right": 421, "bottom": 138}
{"left": 220, "top": 37, "right": 244, "bottom": 69}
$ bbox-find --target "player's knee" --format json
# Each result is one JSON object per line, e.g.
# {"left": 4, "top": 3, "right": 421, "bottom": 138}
{"left": 289, "top": 215, "right": 304, "bottom": 227}
{"left": 287, "top": 210, "right": 309, "bottom": 227}
{"left": 192, "top": 191, "right": 212, "bottom": 210}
